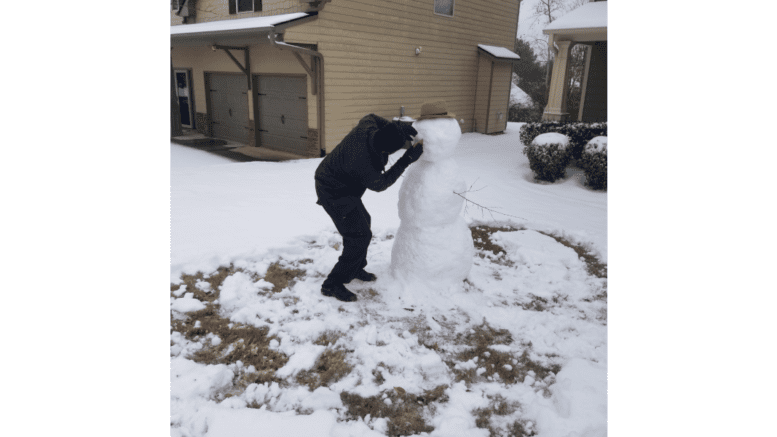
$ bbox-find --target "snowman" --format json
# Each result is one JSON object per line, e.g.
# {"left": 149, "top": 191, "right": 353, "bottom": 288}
{"left": 390, "top": 102, "right": 475, "bottom": 292}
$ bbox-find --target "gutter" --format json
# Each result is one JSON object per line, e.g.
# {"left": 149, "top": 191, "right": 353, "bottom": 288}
{"left": 267, "top": 4, "right": 329, "bottom": 156}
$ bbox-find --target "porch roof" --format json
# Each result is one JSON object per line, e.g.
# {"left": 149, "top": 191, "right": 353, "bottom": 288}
{"left": 477, "top": 44, "right": 521, "bottom": 61}
{"left": 171, "top": 12, "right": 313, "bottom": 47}
{"left": 543, "top": 1, "right": 607, "bottom": 34}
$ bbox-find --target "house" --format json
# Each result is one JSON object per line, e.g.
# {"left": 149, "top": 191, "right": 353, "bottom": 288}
{"left": 170, "top": 0, "right": 522, "bottom": 157}
{"left": 541, "top": 0, "right": 606, "bottom": 122}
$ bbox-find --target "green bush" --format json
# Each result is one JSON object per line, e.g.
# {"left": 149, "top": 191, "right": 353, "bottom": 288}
{"left": 523, "top": 133, "right": 571, "bottom": 182}
{"left": 519, "top": 121, "right": 607, "bottom": 160}
{"left": 579, "top": 136, "right": 607, "bottom": 190}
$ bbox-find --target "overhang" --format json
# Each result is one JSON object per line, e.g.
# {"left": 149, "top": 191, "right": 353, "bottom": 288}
{"left": 171, "top": 12, "right": 316, "bottom": 47}
{"left": 477, "top": 44, "right": 520, "bottom": 62}
{"left": 543, "top": 1, "right": 607, "bottom": 42}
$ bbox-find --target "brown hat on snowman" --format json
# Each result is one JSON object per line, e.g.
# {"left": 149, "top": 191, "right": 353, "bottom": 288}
{"left": 416, "top": 101, "right": 457, "bottom": 121}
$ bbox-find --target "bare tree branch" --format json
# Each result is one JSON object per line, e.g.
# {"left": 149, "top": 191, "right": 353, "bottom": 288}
{"left": 453, "top": 190, "right": 526, "bottom": 221}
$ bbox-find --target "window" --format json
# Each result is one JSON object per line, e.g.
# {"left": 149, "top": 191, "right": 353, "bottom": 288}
{"left": 230, "top": 0, "right": 262, "bottom": 14}
{"left": 434, "top": 0, "right": 454, "bottom": 16}
{"left": 171, "top": 0, "right": 183, "bottom": 11}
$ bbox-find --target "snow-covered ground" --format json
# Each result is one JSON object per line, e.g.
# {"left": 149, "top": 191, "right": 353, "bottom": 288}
{"left": 170, "top": 122, "right": 607, "bottom": 437}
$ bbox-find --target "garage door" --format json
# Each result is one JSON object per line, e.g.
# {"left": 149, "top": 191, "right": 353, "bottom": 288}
{"left": 209, "top": 74, "right": 249, "bottom": 143}
{"left": 256, "top": 76, "right": 308, "bottom": 155}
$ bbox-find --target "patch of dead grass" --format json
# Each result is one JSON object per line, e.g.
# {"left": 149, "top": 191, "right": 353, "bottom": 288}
{"left": 468, "top": 225, "right": 608, "bottom": 280}
{"left": 295, "top": 348, "right": 353, "bottom": 390}
{"left": 447, "top": 322, "right": 560, "bottom": 387}
{"left": 536, "top": 231, "right": 607, "bottom": 279}
{"left": 470, "top": 225, "right": 525, "bottom": 260}
{"left": 171, "top": 267, "right": 290, "bottom": 389}
{"left": 519, "top": 295, "right": 548, "bottom": 312}
{"left": 474, "top": 394, "right": 538, "bottom": 437}
{"left": 171, "top": 303, "right": 289, "bottom": 386}
{"left": 340, "top": 384, "right": 449, "bottom": 436}
{"left": 313, "top": 330, "right": 344, "bottom": 347}
{"left": 264, "top": 261, "right": 307, "bottom": 293}
{"left": 171, "top": 265, "right": 251, "bottom": 301}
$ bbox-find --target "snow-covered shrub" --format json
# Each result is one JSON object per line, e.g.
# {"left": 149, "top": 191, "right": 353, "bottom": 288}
{"left": 523, "top": 133, "right": 571, "bottom": 182}
{"left": 519, "top": 122, "right": 607, "bottom": 160}
{"left": 580, "top": 136, "right": 607, "bottom": 190}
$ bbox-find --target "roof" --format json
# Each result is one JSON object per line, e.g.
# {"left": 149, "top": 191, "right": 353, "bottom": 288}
{"left": 478, "top": 44, "right": 521, "bottom": 61}
{"left": 171, "top": 12, "right": 309, "bottom": 35}
{"left": 543, "top": 1, "right": 607, "bottom": 33}
{"left": 171, "top": 12, "right": 313, "bottom": 46}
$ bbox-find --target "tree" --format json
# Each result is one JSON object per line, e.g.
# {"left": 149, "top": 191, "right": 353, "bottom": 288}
{"left": 528, "top": 0, "right": 569, "bottom": 87}
{"left": 510, "top": 37, "right": 549, "bottom": 122}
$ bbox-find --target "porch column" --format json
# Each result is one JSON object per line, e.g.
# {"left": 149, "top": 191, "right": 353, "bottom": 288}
{"left": 542, "top": 40, "right": 574, "bottom": 121}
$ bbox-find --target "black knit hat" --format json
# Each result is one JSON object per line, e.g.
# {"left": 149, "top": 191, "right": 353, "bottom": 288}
{"left": 373, "top": 122, "right": 410, "bottom": 154}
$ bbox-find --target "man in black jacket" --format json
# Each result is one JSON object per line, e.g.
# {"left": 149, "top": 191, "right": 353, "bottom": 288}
{"left": 315, "top": 114, "right": 424, "bottom": 302}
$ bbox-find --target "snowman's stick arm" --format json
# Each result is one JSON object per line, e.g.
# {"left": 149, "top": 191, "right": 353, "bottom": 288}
{"left": 452, "top": 191, "right": 526, "bottom": 221}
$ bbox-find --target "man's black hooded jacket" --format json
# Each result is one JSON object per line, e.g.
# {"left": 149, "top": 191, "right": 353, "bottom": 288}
{"left": 314, "top": 114, "right": 413, "bottom": 217}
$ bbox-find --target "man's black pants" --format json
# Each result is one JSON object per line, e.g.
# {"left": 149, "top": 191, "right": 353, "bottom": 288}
{"left": 321, "top": 199, "right": 372, "bottom": 287}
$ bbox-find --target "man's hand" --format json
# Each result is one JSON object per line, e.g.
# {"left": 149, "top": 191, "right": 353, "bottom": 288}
{"left": 403, "top": 142, "right": 424, "bottom": 163}
{"left": 396, "top": 123, "right": 418, "bottom": 142}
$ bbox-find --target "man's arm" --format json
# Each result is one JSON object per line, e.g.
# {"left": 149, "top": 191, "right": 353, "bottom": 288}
{"left": 358, "top": 144, "right": 424, "bottom": 192}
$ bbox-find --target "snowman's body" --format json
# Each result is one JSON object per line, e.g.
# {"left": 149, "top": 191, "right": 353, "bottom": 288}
{"left": 390, "top": 118, "right": 474, "bottom": 291}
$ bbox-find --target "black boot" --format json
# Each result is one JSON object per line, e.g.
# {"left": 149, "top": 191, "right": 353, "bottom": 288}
{"left": 321, "top": 283, "right": 357, "bottom": 302}
{"left": 353, "top": 269, "right": 377, "bottom": 282}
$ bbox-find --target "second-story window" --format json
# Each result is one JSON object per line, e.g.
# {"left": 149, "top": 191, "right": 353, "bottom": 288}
{"left": 230, "top": 0, "right": 262, "bottom": 14}
{"left": 434, "top": 0, "right": 454, "bottom": 17}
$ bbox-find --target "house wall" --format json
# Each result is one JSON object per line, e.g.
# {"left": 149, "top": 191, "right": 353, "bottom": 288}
{"left": 172, "top": 0, "right": 521, "bottom": 153}
{"left": 581, "top": 41, "right": 606, "bottom": 122}
{"left": 173, "top": 0, "right": 309, "bottom": 24}
{"left": 284, "top": 0, "right": 520, "bottom": 152}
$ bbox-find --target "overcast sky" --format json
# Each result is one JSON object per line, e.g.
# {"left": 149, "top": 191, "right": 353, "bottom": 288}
{"left": 516, "top": 0, "right": 590, "bottom": 59}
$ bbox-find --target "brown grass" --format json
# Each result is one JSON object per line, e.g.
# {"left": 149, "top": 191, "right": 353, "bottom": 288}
{"left": 171, "top": 266, "right": 291, "bottom": 391}
{"left": 171, "top": 265, "right": 251, "bottom": 301}
{"left": 295, "top": 348, "right": 353, "bottom": 391}
{"left": 519, "top": 295, "right": 548, "bottom": 312}
{"left": 473, "top": 394, "right": 539, "bottom": 437}
{"left": 264, "top": 261, "right": 307, "bottom": 293}
{"left": 536, "top": 231, "right": 607, "bottom": 279}
{"left": 447, "top": 322, "right": 560, "bottom": 387}
{"left": 340, "top": 384, "right": 449, "bottom": 436}
{"left": 470, "top": 225, "right": 525, "bottom": 266}
{"left": 468, "top": 225, "right": 608, "bottom": 280}
{"left": 171, "top": 302, "right": 289, "bottom": 386}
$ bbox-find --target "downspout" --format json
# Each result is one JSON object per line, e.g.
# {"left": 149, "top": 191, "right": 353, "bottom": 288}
{"left": 268, "top": 3, "right": 329, "bottom": 155}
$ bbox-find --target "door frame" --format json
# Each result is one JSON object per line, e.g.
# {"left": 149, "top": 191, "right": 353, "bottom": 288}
{"left": 174, "top": 68, "right": 195, "bottom": 129}
{"left": 252, "top": 73, "right": 308, "bottom": 149}
{"left": 205, "top": 71, "right": 250, "bottom": 142}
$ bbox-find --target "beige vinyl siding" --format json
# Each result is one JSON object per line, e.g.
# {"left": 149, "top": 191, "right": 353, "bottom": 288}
{"left": 286, "top": 0, "right": 519, "bottom": 152}
{"left": 181, "top": 0, "right": 309, "bottom": 24}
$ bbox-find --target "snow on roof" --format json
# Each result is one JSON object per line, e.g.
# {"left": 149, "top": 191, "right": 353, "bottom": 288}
{"left": 478, "top": 44, "right": 521, "bottom": 60}
{"left": 510, "top": 82, "right": 532, "bottom": 106}
{"left": 544, "top": 2, "right": 607, "bottom": 33}
{"left": 171, "top": 12, "right": 309, "bottom": 35}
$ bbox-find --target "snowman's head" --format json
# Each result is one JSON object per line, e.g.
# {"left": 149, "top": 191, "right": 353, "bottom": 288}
{"left": 412, "top": 118, "right": 462, "bottom": 162}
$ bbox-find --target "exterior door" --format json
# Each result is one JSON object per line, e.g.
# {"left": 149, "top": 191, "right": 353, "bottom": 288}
{"left": 174, "top": 69, "right": 193, "bottom": 129}
{"left": 256, "top": 75, "right": 308, "bottom": 155}
{"left": 209, "top": 73, "right": 249, "bottom": 143}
